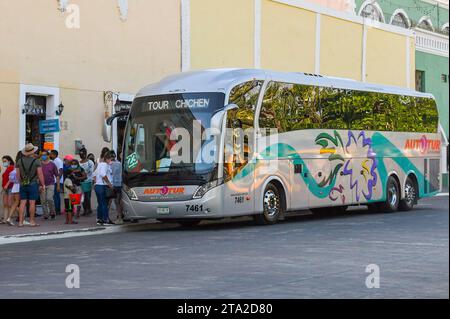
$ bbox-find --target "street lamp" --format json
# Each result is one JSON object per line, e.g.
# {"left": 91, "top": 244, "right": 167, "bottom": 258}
{"left": 56, "top": 102, "right": 64, "bottom": 116}
{"left": 22, "top": 97, "right": 33, "bottom": 114}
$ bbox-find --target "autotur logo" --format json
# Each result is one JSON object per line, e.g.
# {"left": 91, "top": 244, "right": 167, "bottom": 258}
{"left": 143, "top": 187, "right": 185, "bottom": 196}
{"left": 405, "top": 135, "right": 441, "bottom": 154}
{"left": 160, "top": 186, "right": 169, "bottom": 196}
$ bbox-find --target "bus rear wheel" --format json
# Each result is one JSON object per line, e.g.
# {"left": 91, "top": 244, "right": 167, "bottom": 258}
{"left": 399, "top": 176, "right": 417, "bottom": 211}
{"left": 377, "top": 176, "right": 400, "bottom": 213}
{"left": 254, "top": 183, "right": 283, "bottom": 225}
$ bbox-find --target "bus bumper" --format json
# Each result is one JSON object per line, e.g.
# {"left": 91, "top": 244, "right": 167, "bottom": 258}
{"left": 121, "top": 186, "right": 224, "bottom": 220}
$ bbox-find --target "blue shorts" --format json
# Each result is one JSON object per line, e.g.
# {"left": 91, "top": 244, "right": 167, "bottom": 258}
{"left": 19, "top": 182, "right": 39, "bottom": 201}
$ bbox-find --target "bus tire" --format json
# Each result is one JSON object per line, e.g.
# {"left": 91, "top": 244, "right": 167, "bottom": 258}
{"left": 254, "top": 183, "right": 283, "bottom": 225}
{"left": 399, "top": 176, "right": 417, "bottom": 211}
{"left": 377, "top": 176, "right": 400, "bottom": 213}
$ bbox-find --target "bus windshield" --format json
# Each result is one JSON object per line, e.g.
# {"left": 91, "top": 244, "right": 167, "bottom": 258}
{"left": 122, "top": 92, "right": 226, "bottom": 186}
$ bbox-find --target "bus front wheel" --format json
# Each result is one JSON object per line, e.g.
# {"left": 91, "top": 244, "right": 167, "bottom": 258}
{"left": 254, "top": 183, "right": 284, "bottom": 225}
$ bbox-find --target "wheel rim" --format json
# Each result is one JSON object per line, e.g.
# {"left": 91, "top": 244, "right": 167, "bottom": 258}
{"left": 388, "top": 184, "right": 398, "bottom": 207}
{"left": 404, "top": 182, "right": 415, "bottom": 206}
{"left": 264, "top": 189, "right": 280, "bottom": 217}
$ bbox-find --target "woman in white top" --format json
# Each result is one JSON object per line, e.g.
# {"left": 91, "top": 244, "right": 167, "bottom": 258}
{"left": 93, "top": 151, "right": 113, "bottom": 225}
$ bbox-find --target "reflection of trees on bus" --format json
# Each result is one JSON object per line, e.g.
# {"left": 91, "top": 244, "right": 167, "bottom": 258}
{"left": 259, "top": 82, "right": 438, "bottom": 133}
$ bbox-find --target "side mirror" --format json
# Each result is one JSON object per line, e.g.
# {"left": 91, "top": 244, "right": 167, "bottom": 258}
{"left": 210, "top": 103, "right": 238, "bottom": 129}
{"left": 103, "top": 110, "right": 129, "bottom": 142}
{"left": 102, "top": 119, "right": 111, "bottom": 143}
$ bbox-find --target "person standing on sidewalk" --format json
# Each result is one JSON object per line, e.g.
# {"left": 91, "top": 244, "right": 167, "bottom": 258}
{"left": 108, "top": 151, "right": 123, "bottom": 224}
{"left": 50, "top": 150, "right": 63, "bottom": 215}
{"left": 63, "top": 168, "right": 79, "bottom": 225}
{"left": 69, "top": 159, "right": 87, "bottom": 218}
{"left": 40, "top": 150, "right": 60, "bottom": 220}
{"left": 93, "top": 152, "right": 114, "bottom": 226}
{"left": 16, "top": 143, "right": 45, "bottom": 227}
{"left": 79, "top": 147, "right": 94, "bottom": 216}
{"left": 5, "top": 152, "right": 22, "bottom": 226}
{"left": 95, "top": 147, "right": 110, "bottom": 169}
{"left": 1, "top": 156, "right": 15, "bottom": 224}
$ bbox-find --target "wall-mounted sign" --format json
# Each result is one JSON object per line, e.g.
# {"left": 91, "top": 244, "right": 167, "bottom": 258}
{"left": 39, "top": 119, "right": 60, "bottom": 134}
{"left": 43, "top": 142, "right": 55, "bottom": 150}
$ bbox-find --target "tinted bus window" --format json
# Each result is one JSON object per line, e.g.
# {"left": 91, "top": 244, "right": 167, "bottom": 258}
{"left": 228, "top": 80, "right": 263, "bottom": 130}
{"left": 416, "top": 97, "right": 439, "bottom": 133}
{"left": 259, "top": 82, "right": 320, "bottom": 133}
{"left": 259, "top": 82, "right": 438, "bottom": 134}
{"left": 372, "top": 92, "right": 394, "bottom": 131}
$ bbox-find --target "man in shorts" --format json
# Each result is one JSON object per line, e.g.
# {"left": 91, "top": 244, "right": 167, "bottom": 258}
{"left": 16, "top": 144, "right": 45, "bottom": 227}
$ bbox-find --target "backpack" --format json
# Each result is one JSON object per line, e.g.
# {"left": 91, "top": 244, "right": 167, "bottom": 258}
{"left": 19, "top": 158, "right": 37, "bottom": 186}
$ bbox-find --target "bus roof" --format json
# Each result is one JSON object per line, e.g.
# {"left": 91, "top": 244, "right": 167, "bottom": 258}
{"left": 135, "top": 68, "right": 434, "bottom": 100}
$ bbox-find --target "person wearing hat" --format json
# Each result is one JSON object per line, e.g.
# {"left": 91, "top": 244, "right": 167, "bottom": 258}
{"left": 16, "top": 143, "right": 45, "bottom": 227}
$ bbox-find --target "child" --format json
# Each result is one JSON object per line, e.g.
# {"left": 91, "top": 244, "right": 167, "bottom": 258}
{"left": 64, "top": 171, "right": 78, "bottom": 225}
{"left": 69, "top": 159, "right": 86, "bottom": 218}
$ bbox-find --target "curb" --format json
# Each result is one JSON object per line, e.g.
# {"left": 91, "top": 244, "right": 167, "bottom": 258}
{"left": 0, "top": 221, "right": 166, "bottom": 245}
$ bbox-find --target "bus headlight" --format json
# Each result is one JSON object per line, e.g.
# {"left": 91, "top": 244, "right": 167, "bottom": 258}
{"left": 192, "top": 178, "right": 223, "bottom": 199}
{"left": 123, "top": 184, "right": 138, "bottom": 201}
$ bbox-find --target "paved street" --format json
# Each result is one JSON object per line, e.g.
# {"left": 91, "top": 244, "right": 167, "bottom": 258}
{"left": 0, "top": 195, "right": 448, "bottom": 299}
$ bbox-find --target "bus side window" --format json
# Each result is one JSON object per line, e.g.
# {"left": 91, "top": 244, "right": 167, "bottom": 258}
{"left": 416, "top": 97, "right": 439, "bottom": 133}
{"left": 260, "top": 82, "right": 320, "bottom": 133}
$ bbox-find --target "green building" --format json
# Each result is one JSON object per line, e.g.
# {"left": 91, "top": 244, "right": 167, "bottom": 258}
{"left": 355, "top": 0, "right": 449, "bottom": 189}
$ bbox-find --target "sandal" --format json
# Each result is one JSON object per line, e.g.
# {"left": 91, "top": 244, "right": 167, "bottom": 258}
{"left": 29, "top": 223, "right": 40, "bottom": 227}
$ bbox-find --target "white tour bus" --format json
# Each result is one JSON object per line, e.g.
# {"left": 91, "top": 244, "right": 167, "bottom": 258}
{"left": 104, "top": 69, "right": 441, "bottom": 226}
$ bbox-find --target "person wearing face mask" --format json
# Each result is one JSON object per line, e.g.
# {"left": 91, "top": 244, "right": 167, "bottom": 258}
{"left": 79, "top": 147, "right": 94, "bottom": 216}
{"left": 40, "top": 150, "right": 60, "bottom": 220}
{"left": 1, "top": 156, "right": 15, "bottom": 224}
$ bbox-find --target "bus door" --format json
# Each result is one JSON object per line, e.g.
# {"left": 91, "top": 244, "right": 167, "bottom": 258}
{"left": 222, "top": 80, "right": 264, "bottom": 215}
{"left": 222, "top": 114, "right": 255, "bottom": 215}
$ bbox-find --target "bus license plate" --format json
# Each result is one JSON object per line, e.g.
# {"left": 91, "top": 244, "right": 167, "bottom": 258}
{"left": 157, "top": 207, "right": 170, "bottom": 215}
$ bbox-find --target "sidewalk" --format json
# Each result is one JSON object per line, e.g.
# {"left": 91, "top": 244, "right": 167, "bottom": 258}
{"left": 0, "top": 210, "right": 110, "bottom": 237}
{"left": 0, "top": 206, "right": 161, "bottom": 244}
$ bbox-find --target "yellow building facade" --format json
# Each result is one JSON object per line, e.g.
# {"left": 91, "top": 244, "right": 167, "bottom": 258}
{"left": 187, "top": 0, "right": 415, "bottom": 88}
{"left": 0, "top": 0, "right": 415, "bottom": 158}
{"left": 0, "top": 0, "right": 181, "bottom": 158}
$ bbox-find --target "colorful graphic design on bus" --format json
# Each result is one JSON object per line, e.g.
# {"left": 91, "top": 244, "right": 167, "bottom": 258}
{"left": 233, "top": 130, "right": 433, "bottom": 201}
{"left": 315, "top": 130, "right": 378, "bottom": 203}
